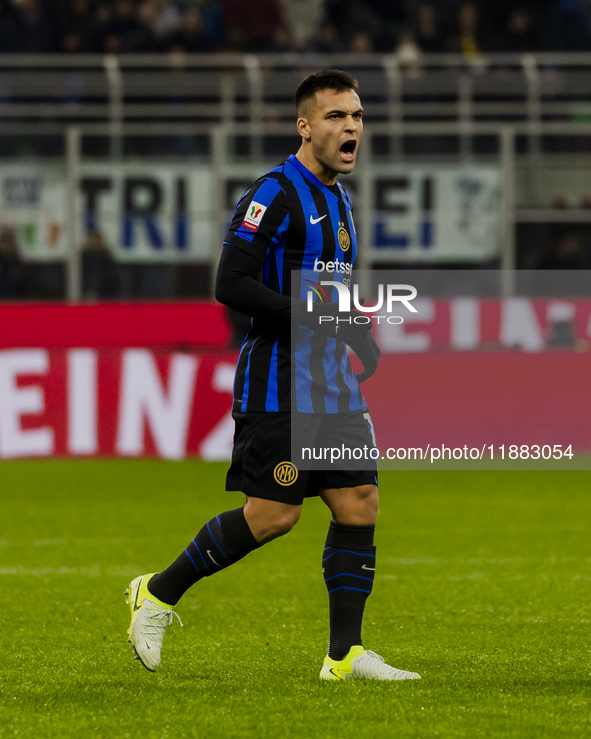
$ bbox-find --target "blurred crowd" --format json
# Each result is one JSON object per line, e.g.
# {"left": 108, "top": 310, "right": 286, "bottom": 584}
{"left": 0, "top": 0, "right": 590, "bottom": 56}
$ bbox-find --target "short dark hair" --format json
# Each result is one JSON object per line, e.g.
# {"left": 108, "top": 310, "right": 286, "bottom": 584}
{"left": 295, "top": 69, "right": 359, "bottom": 113}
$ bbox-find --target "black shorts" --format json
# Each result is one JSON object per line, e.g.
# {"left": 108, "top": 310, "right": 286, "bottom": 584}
{"left": 225, "top": 410, "right": 379, "bottom": 505}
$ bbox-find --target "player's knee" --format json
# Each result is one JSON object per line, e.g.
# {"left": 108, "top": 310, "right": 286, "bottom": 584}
{"left": 249, "top": 505, "right": 301, "bottom": 543}
{"left": 327, "top": 484, "right": 379, "bottom": 526}
{"left": 353, "top": 484, "right": 379, "bottom": 519}
{"left": 268, "top": 507, "right": 301, "bottom": 538}
{"left": 244, "top": 498, "right": 302, "bottom": 543}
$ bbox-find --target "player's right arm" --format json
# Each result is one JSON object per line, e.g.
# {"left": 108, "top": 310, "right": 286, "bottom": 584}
{"left": 216, "top": 178, "right": 294, "bottom": 324}
{"left": 215, "top": 246, "right": 293, "bottom": 323}
{"left": 217, "top": 178, "right": 340, "bottom": 325}
{"left": 216, "top": 179, "right": 380, "bottom": 380}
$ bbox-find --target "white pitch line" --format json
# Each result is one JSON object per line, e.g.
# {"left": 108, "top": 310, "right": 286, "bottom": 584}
{"left": 33, "top": 539, "right": 67, "bottom": 547}
{"left": 382, "top": 556, "right": 591, "bottom": 566}
{"left": 0, "top": 537, "right": 131, "bottom": 548}
{"left": 0, "top": 566, "right": 139, "bottom": 577}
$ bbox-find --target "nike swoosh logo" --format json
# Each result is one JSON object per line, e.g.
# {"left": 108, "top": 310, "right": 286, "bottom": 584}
{"left": 134, "top": 585, "right": 143, "bottom": 612}
{"left": 310, "top": 214, "right": 327, "bottom": 225}
{"left": 361, "top": 565, "right": 376, "bottom": 571}
{"left": 207, "top": 550, "right": 221, "bottom": 567}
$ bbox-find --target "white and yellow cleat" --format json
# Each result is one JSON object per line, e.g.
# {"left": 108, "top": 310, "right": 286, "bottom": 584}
{"left": 125, "top": 573, "right": 182, "bottom": 672}
{"left": 320, "top": 645, "right": 421, "bottom": 681}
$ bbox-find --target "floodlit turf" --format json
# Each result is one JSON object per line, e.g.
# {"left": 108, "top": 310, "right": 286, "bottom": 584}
{"left": 1, "top": 461, "right": 590, "bottom": 738}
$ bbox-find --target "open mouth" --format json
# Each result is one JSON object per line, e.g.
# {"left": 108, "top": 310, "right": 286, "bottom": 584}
{"left": 339, "top": 140, "right": 357, "bottom": 162}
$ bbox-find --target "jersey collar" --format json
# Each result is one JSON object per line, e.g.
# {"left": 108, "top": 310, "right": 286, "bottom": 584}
{"left": 287, "top": 154, "right": 340, "bottom": 201}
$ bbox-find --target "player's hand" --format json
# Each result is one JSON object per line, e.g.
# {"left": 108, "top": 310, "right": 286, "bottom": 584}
{"left": 296, "top": 301, "right": 381, "bottom": 381}
{"left": 296, "top": 301, "right": 340, "bottom": 334}
{"left": 336, "top": 319, "right": 381, "bottom": 383}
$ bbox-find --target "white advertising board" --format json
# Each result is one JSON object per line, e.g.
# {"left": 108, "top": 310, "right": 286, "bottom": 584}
{"left": 0, "top": 162, "right": 500, "bottom": 262}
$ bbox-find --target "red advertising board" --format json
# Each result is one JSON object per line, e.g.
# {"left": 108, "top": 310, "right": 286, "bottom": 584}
{"left": 0, "top": 302, "right": 230, "bottom": 348}
{"left": 0, "top": 302, "right": 237, "bottom": 459}
{"left": 0, "top": 348, "right": 239, "bottom": 459}
{"left": 0, "top": 300, "right": 590, "bottom": 460}
{"left": 361, "top": 352, "right": 591, "bottom": 453}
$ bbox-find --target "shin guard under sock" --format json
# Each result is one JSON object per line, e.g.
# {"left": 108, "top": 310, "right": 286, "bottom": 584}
{"left": 323, "top": 521, "right": 376, "bottom": 661}
{"left": 148, "top": 507, "right": 259, "bottom": 605}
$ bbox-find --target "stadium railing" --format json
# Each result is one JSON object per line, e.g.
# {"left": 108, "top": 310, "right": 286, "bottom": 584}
{"left": 2, "top": 118, "right": 591, "bottom": 301}
{"left": 2, "top": 52, "right": 591, "bottom": 132}
{"left": 2, "top": 51, "right": 591, "bottom": 301}
{"left": 47, "top": 120, "right": 589, "bottom": 300}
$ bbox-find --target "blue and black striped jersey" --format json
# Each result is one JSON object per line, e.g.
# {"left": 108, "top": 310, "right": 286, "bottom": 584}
{"left": 223, "top": 154, "right": 366, "bottom": 414}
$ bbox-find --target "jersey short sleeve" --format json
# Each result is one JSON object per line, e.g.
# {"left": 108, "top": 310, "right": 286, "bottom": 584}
{"left": 223, "top": 177, "right": 289, "bottom": 265}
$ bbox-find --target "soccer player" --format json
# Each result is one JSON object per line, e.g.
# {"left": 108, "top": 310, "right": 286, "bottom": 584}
{"left": 126, "top": 69, "right": 420, "bottom": 682}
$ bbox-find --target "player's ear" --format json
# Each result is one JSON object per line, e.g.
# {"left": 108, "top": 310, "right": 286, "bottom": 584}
{"left": 297, "top": 117, "right": 311, "bottom": 141}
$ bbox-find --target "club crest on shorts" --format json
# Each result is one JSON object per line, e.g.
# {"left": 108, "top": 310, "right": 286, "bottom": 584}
{"left": 273, "top": 461, "right": 298, "bottom": 486}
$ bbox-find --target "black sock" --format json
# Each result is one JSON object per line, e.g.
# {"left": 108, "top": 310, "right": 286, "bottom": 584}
{"left": 148, "top": 507, "right": 259, "bottom": 606}
{"left": 323, "top": 521, "right": 376, "bottom": 661}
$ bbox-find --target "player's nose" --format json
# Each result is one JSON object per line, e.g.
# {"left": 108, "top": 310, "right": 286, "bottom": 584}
{"left": 344, "top": 115, "right": 360, "bottom": 131}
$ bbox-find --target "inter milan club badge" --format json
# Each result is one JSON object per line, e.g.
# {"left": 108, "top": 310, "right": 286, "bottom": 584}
{"left": 337, "top": 222, "right": 351, "bottom": 252}
{"left": 273, "top": 462, "right": 298, "bottom": 486}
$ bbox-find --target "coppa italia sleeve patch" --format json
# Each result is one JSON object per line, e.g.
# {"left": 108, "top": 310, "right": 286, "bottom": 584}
{"left": 241, "top": 201, "right": 267, "bottom": 232}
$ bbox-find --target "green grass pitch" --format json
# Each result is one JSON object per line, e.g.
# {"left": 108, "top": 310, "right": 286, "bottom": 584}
{"left": 1, "top": 460, "right": 589, "bottom": 738}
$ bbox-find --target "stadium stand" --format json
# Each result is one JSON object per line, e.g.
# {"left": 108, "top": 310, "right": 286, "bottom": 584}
{"left": 1, "top": 1, "right": 591, "bottom": 299}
